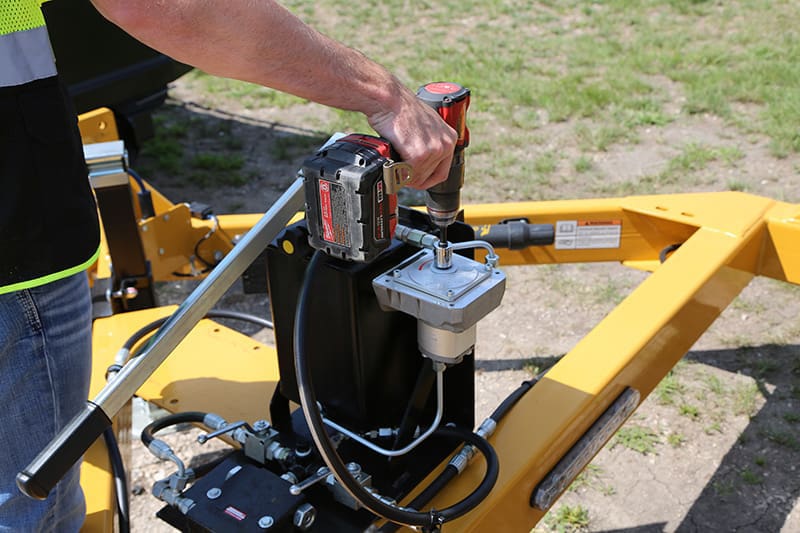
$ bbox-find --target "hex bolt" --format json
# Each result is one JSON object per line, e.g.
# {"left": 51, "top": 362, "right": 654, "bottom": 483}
{"left": 258, "top": 516, "right": 274, "bottom": 529}
{"left": 206, "top": 487, "right": 221, "bottom": 500}
{"left": 293, "top": 503, "right": 317, "bottom": 531}
{"left": 346, "top": 462, "right": 361, "bottom": 476}
{"left": 252, "top": 419, "right": 270, "bottom": 433}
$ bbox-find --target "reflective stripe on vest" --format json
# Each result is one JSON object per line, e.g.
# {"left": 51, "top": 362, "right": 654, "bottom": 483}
{"left": 0, "top": 2, "right": 56, "bottom": 87}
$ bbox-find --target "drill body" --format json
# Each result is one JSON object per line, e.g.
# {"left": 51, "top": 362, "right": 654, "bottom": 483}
{"left": 416, "top": 82, "right": 471, "bottom": 243}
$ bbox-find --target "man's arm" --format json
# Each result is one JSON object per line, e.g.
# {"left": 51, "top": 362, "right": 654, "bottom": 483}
{"left": 90, "top": 0, "right": 455, "bottom": 189}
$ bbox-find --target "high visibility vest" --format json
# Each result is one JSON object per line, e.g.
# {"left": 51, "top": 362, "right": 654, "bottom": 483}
{"left": 0, "top": 1, "right": 101, "bottom": 295}
{"left": 0, "top": 1, "right": 57, "bottom": 87}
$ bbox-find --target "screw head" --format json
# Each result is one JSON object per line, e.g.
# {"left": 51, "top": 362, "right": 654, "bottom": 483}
{"left": 206, "top": 487, "right": 221, "bottom": 500}
{"left": 258, "top": 515, "right": 274, "bottom": 529}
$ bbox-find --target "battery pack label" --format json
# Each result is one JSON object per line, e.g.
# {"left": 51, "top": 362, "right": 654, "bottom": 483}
{"left": 318, "top": 180, "right": 349, "bottom": 246}
{"left": 555, "top": 219, "right": 621, "bottom": 250}
{"left": 374, "top": 180, "right": 385, "bottom": 241}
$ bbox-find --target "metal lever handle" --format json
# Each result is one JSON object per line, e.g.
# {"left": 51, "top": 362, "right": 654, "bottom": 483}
{"left": 197, "top": 421, "right": 248, "bottom": 444}
{"left": 17, "top": 178, "right": 306, "bottom": 500}
{"left": 290, "top": 467, "right": 330, "bottom": 495}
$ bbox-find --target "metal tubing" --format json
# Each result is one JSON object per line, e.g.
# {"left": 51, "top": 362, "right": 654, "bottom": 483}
{"left": 322, "top": 367, "right": 445, "bottom": 458}
{"left": 95, "top": 178, "right": 305, "bottom": 415}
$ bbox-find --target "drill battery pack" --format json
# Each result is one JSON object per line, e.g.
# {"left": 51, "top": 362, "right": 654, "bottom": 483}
{"left": 302, "top": 134, "right": 398, "bottom": 263}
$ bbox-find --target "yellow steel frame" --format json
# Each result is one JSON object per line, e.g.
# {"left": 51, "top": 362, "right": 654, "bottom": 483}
{"left": 77, "top": 110, "right": 800, "bottom": 532}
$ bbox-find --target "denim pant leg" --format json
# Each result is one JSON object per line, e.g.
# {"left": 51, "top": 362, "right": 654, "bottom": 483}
{"left": 0, "top": 272, "right": 92, "bottom": 533}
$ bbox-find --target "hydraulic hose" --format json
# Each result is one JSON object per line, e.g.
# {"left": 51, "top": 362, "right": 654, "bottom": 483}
{"left": 490, "top": 377, "right": 537, "bottom": 422}
{"left": 294, "top": 250, "right": 499, "bottom": 530}
{"left": 107, "top": 310, "right": 274, "bottom": 377}
{"left": 379, "top": 373, "right": 544, "bottom": 532}
{"left": 123, "top": 310, "right": 273, "bottom": 353}
{"left": 103, "top": 428, "right": 130, "bottom": 533}
{"left": 140, "top": 411, "right": 210, "bottom": 447}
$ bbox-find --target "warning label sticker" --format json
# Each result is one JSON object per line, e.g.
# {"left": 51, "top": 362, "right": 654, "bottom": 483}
{"left": 319, "top": 180, "right": 349, "bottom": 246}
{"left": 555, "top": 219, "right": 621, "bottom": 250}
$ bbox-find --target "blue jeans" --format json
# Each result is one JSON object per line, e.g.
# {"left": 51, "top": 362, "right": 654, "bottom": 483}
{"left": 0, "top": 273, "right": 92, "bottom": 532}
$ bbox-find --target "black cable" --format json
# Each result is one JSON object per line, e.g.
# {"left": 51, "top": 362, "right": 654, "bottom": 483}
{"left": 115, "top": 310, "right": 273, "bottom": 369}
{"left": 141, "top": 411, "right": 210, "bottom": 447}
{"left": 127, "top": 168, "right": 147, "bottom": 191}
{"left": 380, "top": 376, "right": 543, "bottom": 533}
{"left": 193, "top": 217, "right": 218, "bottom": 268}
{"left": 490, "top": 377, "right": 538, "bottom": 422}
{"left": 103, "top": 428, "right": 130, "bottom": 533}
{"left": 659, "top": 243, "right": 682, "bottom": 263}
{"left": 294, "top": 251, "right": 499, "bottom": 530}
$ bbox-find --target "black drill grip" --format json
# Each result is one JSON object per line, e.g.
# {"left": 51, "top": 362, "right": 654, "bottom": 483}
{"left": 474, "top": 221, "right": 555, "bottom": 250}
{"left": 16, "top": 402, "right": 111, "bottom": 500}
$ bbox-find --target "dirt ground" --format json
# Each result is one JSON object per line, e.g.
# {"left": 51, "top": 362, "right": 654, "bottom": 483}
{"left": 123, "top": 74, "right": 800, "bottom": 532}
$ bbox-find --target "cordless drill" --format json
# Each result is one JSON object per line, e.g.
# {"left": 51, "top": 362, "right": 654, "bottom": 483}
{"left": 302, "top": 82, "right": 470, "bottom": 262}
{"left": 415, "top": 82, "right": 471, "bottom": 244}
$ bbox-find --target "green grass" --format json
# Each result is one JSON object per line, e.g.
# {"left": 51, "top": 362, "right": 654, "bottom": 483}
{"left": 297, "top": 0, "right": 799, "bottom": 154}
{"left": 784, "top": 412, "right": 800, "bottom": 424}
{"left": 704, "top": 373, "right": 726, "bottom": 396}
{"left": 190, "top": 153, "right": 244, "bottom": 172}
{"left": 667, "top": 432, "right": 686, "bottom": 448}
{"left": 574, "top": 156, "right": 593, "bottom": 173}
{"left": 739, "top": 468, "right": 763, "bottom": 485}
{"left": 568, "top": 464, "right": 615, "bottom": 496}
{"left": 185, "top": 70, "right": 305, "bottom": 109}
{"left": 761, "top": 428, "right": 800, "bottom": 450}
{"left": 657, "top": 143, "right": 744, "bottom": 185}
{"left": 713, "top": 478, "right": 736, "bottom": 496}
{"left": 145, "top": 0, "right": 800, "bottom": 203}
{"left": 139, "top": 136, "right": 184, "bottom": 175}
{"left": 679, "top": 404, "right": 700, "bottom": 420}
{"left": 543, "top": 504, "right": 591, "bottom": 532}
{"left": 655, "top": 371, "right": 685, "bottom": 405}
{"left": 613, "top": 425, "right": 660, "bottom": 455}
{"left": 732, "top": 382, "right": 760, "bottom": 417}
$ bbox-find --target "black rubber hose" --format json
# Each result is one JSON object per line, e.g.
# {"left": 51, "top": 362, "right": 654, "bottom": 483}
{"left": 120, "top": 309, "right": 273, "bottom": 354}
{"left": 490, "top": 378, "right": 537, "bottom": 422}
{"left": 380, "top": 376, "right": 544, "bottom": 532}
{"left": 103, "top": 428, "right": 130, "bottom": 533}
{"left": 140, "top": 411, "right": 210, "bottom": 447}
{"left": 294, "top": 251, "right": 499, "bottom": 530}
{"left": 659, "top": 243, "right": 682, "bottom": 263}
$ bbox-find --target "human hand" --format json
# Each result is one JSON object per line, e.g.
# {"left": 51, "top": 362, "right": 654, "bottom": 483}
{"left": 367, "top": 89, "right": 457, "bottom": 190}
